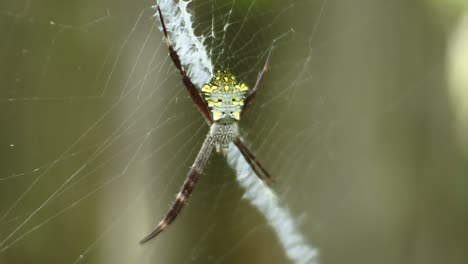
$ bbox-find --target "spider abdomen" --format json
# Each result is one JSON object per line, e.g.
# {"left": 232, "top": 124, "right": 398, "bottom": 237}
{"left": 201, "top": 70, "right": 249, "bottom": 122}
{"left": 210, "top": 122, "right": 239, "bottom": 154}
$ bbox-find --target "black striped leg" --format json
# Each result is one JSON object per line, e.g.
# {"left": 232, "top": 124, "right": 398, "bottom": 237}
{"left": 242, "top": 46, "right": 274, "bottom": 115}
{"left": 156, "top": 5, "right": 213, "bottom": 125}
{"left": 234, "top": 138, "right": 273, "bottom": 184}
{"left": 140, "top": 135, "right": 214, "bottom": 243}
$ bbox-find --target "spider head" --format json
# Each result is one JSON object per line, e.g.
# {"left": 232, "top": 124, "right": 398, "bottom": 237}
{"left": 201, "top": 70, "right": 249, "bottom": 122}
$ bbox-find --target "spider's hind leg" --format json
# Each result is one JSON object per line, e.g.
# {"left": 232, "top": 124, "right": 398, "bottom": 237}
{"left": 155, "top": 4, "right": 213, "bottom": 124}
{"left": 242, "top": 46, "right": 274, "bottom": 115}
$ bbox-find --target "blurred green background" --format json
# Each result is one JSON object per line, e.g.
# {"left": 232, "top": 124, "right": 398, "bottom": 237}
{"left": 1, "top": 0, "right": 468, "bottom": 264}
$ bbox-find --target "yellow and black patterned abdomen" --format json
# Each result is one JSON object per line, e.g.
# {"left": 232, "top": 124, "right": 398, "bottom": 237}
{"left": 201, "top": 70, "right": 249, "bottom": 122}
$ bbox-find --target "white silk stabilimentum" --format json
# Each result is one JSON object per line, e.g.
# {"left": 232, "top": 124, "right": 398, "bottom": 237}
{"left": 153, "top": 1, "right": 319, "bottom": 263}
{"left": 153, "top": 0, "right": 213, "bottom": 87}
{"left": 227, "top": 144, "right": 319, "bottom": 264}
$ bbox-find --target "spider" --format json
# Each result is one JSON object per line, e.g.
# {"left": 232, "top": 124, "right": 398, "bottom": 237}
{"left": 140, "top": 5, "right": 274, "bottom": 244}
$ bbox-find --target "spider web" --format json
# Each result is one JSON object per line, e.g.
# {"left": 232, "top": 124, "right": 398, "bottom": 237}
{"left": 0, "top": 0, "right": 452, "bottom": 264}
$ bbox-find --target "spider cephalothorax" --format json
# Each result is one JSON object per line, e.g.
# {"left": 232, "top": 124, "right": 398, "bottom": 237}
{"left": 209, "top": 122, "right": 239, "bottom": 154}
{"left": 201, "top": 70, "right": 249, "bottom": 122}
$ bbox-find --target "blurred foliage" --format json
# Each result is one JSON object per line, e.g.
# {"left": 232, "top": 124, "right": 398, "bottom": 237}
{"left": 429, "top": 0, "right": 468, "bottom": 22}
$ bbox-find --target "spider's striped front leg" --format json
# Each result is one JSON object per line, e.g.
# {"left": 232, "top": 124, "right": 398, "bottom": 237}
{"left": 234, "top": 138, "right": 273, "bottom": 184}
{"left": 140, "top": 133, "right": 214, "bottom": 243}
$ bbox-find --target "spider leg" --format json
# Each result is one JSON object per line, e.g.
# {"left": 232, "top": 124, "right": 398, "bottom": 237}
{"left": 140, "top": 134, "right": 214, "bottom": 243}
{"left": 156, "top": 5, "right": 213, "bottom": 125}
{"left": 242, "top": 46, "right": 274, "bottom": 114}
{"left": 234, "top": 138, "right": 273, "bottom": 184}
